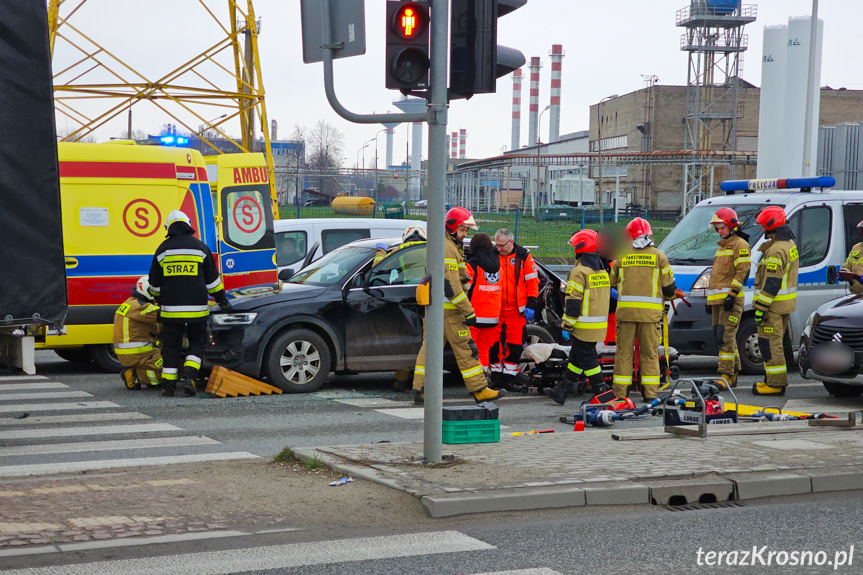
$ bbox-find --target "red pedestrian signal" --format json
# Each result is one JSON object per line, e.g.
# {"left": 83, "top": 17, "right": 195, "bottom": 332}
{"left": 386, "top": 1, "right": 430, "bottom": 92}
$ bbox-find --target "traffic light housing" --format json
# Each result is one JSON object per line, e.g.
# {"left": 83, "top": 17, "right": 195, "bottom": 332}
{"left": 449, "top": 0, "right": 526, "bottom": 100}
{"left": 385, "top": 1, "right": 430, "bottom": 92}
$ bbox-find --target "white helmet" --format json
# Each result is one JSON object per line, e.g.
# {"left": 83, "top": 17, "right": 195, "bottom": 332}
{"left": 402, "top": 223, "right": 427, "bottom": 243}
{"left": 136, "top": 275, "right": 154, "bottom": 301}
{"left": 165, "top": 209, "right": 191, "bottom": 230}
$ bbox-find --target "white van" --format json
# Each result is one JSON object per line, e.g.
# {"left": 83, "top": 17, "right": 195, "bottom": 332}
{"left": 660, "top": 176, "right": 861, "bottom": 373}
{"left": 274, "top": 218, "right": 424, "bottom": 279}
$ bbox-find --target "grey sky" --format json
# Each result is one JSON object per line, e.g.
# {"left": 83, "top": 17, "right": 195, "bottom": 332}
{"left": 52, "top": 0, "right": 863, "bottom": 166}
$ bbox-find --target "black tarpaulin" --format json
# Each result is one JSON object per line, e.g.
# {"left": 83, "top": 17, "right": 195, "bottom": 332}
{"left": 0, "top": 1, "right": 67, "bottom": 327}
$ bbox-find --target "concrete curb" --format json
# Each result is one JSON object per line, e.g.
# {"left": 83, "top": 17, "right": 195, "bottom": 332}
{"left": 296, "top": 447, "right": 863, "bottom": 517}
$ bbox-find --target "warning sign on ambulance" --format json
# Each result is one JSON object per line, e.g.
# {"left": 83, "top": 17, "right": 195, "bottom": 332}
{"left": 79, "top": 207, "right": 109, "bottom": 227}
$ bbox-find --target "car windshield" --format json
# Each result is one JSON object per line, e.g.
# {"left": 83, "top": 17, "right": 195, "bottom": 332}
{"left": 659, "top": 203, "right": 774, "bottom": 264}
{"left": 288, "top": 245, "right": 374, "bottom": 285}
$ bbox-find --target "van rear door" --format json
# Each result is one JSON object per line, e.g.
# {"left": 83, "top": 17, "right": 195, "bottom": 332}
{"left": 213, "top": 154, "right": 277, "bottom": 289}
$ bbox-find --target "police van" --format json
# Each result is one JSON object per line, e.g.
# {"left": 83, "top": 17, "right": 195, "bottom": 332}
{"left": 44, "top": 142, "right": 278, "bottom": 371}
{"left": 660, "top": 176, "right": 861, "bottom": 373}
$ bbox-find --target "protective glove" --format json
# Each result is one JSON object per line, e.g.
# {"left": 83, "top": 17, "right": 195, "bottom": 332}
{"left": 705, "top": 302, "right": 711, "bottom": 316}
{"left": 610, "top": 288, "right": 618, "bottom": 301}
{"left": 754, "top": 309, "right": 765, "bottom": 327}
{"left": 561, "top": 330, "right": 571, "bottom": 342}
{"left": 723, "top": 294, "right": 735, "bottom": 312}
{"left": 464, "top": 313, "right": 477, "bottom": 327}
{"left": 218, "top": 301, "right": 233, "bottom": 314}
{"left": 375, "top": 242, "right": 388, "bottom": 250}
{"left": 523, "top": 307, "right": 535, "bottom": 321}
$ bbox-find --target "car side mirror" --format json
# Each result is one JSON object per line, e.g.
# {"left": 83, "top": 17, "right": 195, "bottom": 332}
{"left": 279, "top": 268, "right": 294, "bottom": 282}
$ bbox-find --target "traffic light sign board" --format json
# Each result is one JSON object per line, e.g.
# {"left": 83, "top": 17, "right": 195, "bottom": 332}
{"left": 385, "top": 1, "right": 430, "bottom": 91}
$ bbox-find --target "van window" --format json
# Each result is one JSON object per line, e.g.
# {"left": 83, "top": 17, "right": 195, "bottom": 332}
{"left": 787, "top": 206, "right": 831, "bottom": 267}
{"left": 659, "top": 203, "right": 770, "bottom": 264}
{"left": 276, "top": 231, "right": 307, "bottom": 267}
{"left": 368, "top": 245, "right": 426, "bottom": 286}
{"left": 843, "top": 204, "right": 863, "bottom": 254}
{"left": 221, "top": 185, "right": 274, "bottom": 250}
{"left": 321, "top": 229, "right": 370, "bottom": 254}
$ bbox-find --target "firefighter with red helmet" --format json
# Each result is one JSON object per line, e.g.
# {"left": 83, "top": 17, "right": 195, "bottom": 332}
{"left": 610, "top": 217, "right": 678, "bottom": 401}
{"left": 547, "top": 229, "right": 611, "bottom": 405}
{"left": 411, "top": 207, "right": 505, "bottom": 404}
{"left": 840, "top": 219, "right": 863, "bottom": 296}
{"left": 706, "top": 208, "right": 751, "bottom": 389}
{"left": 489, "top": 228, "right": 540, "bottom": 391}
{"left": 752, "top": 206, "right": 798, "bottom": 396}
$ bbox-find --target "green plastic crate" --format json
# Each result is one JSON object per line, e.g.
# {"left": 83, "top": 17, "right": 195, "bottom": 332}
{"left": 442, "top": 419, "right": 500, "bottom": 444}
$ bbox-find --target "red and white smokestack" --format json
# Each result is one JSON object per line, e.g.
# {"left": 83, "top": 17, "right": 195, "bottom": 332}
{"left": 451, "top": 131, "right": 458, "bottom": 159}
{"left": 549, "top": 45, "right": 564, "bottom": 143}
{"left": 459, "top": 129, "right": 466, "bottom": 159}
{"left": 271, "top": 119, "right": 278, "bottom": 142}
{"left": 511, "top": 69, "right": 523, "bottom": 152}
{"left": 528, "top": 56, "right": 542, "bottom": 147}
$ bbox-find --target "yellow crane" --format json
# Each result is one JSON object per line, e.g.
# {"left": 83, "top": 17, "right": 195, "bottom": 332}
{"left": 48, "top": 0, "right": 279, "bottom": 217}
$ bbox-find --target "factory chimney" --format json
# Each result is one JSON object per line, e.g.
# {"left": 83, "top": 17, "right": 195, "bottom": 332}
{"left": 528, "top": 57, "right": 542, "bottom": 147}
{"left": 549, "top": 45, "right": 564, "bottom": 143}
{"left": 511, "top": 69, "right": 523, "bottom": 151}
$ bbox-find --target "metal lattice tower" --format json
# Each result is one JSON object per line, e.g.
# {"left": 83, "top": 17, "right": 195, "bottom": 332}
{"left": 678, "top": 0, "right": 756, "bottom": 213}
{"left": 48, "top": 0, "right": 278, "bottom": 214}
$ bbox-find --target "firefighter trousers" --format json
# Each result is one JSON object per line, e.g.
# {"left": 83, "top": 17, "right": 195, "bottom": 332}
{"left": 413, "top": 310, "right": 488, "bottom": 393}
{"left": 711, "top": 299, "right": 743, "bottom": 376}
{"left": 563, "top": 338, "right": 604, "bottom": 389}
{"left": 469, "top": 325, "right": 498, "bottom": 371}
{"left": 613, "top": 321, "right": 661, "bottom": 400}
{"left": 119, "top": 349, "right": 163, "bottom": 387}
{"left": 757, "top": 311, "right": 792, "bottom": 388}
{"left": 161, "top": 321, "right": 208, "bottom": 391}
{"left": 489, "top": 309, "right": 525, "bottom": 383}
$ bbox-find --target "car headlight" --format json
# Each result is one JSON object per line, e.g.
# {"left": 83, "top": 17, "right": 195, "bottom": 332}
{"left": 211, "top": 312, "right": 258, "bottom": 326}
{"left": 690, "top": 268, "right": 712, "bottom": 293}
{"left": 801, "top": 311, "right": 817, "bottom": 339}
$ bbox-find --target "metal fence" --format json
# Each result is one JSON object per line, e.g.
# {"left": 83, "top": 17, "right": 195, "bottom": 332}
{"left": 276, "top": 202, "right": 680, "bottom": 261}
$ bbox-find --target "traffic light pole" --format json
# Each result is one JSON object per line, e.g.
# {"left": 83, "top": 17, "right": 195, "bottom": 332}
{"left": 317, "top": 0, "right": 445, "bottom": 463}
{"left": 422, "top": 0, "right": 449, "bottom": 464}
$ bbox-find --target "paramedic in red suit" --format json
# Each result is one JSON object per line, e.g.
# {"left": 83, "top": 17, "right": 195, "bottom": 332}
{"left": 489, "top": 228, "right": 540, "bottom": 391}
{"left": 464, "top": 233, "right": 502, "bottom": 374}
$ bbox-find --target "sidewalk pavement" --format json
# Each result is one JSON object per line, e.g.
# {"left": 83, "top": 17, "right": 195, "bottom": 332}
{"left": 298, "top": 421, "right": 863, "bottom": 517}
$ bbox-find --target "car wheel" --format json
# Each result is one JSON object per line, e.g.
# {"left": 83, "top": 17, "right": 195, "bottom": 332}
{"left": 89, "top": 344, "right": 124, "bottom": 373}
{"left": 822, "top": 381, "right": 863, "bottom": 398}
{"left": 736, "top": 317, "right": 764, "bottom": 375}
{"left": 265, "top": 329, "right": 331, "bottom": 393}
{"left": 525, "top": 324, "right": 554, "bottom": 346}
{"left": 54, "top": 348, "right": 92, "bottom": 363}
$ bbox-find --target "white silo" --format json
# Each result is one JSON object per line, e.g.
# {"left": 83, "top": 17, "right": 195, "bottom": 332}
{"left": 780, "top": 16, "right": 823, "bottom": 178}
{"left": 756, "top": 25, "right": 787, "bottom": 178}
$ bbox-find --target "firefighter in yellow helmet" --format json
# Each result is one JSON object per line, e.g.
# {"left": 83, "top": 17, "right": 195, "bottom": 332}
{"left": 706, "top": 207, "right": 751, "bottom": 389}
{"left": 752, "top": 206, "right": 798, "bottom": 396}
{"left": 113, "top": 276, "right": 162, "bottom": 389}
{"left": 610, "top": 217, "right": 678, "bottom": 401}
{"left": 411, "top": 207, "right": 505, "bottom": 405}
{"left": 840, "top": 219, "right": 863, "bottom": 296}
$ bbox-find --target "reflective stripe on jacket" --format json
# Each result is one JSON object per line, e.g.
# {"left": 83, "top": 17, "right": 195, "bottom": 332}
{"left": 499, "top": 244, "right": 539, "bottom": 312}
{"left": 561, "top": 253, "right": 610, "bottom": 343}
{"left": 753, "top": 227, "right": 799, "bottom": 315}
{"left": 112, "top": 296, "right": 159, "bottom": 354}
{"left": 610, "top": 245, "right": 676, "bottom": 323}
{"left": 707, "top": 233, "right": 751, "bottom": 304}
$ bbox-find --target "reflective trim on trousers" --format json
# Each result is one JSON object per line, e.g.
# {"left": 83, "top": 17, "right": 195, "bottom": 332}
{"left": 567, "top": 363, "right": 583, "bottom": 375}
{"left": 414, "top": 366, "right": 425, "bottom": 375}
{"left": 765, "top": 364, "right": 787, "bottom": 374}
{"left": 613, "top": 375, "right": 632, "bottom": 385}
{"left": 461, "top": 365, "right": 485, "bottom": 379}
{"left": 584, "top": 365, "right": 602, "bottom": 377}
{"left": 113, "top": 345, "right": 155, "bottom": 355}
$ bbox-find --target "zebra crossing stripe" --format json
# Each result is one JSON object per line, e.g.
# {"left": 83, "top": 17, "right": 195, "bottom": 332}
{"left": 0, "top": 375, "right": 47, "bottom": 382}
{"left": 0, "top": 436, "right": 219, "bottom": 458}
{"left": 0, "top": 452, "right": 260, "bottom": 478}
{"left": 0, "top": 391, "right": 92, "bottom": 401}
{"left": 0, "top": 413, "right": 150, "bottom": 426}
{"left": 0, "top": 382, "right": 69, "bottom": 391}
{"left": 0, "top": 530, "right": 493, "bottom": 575}
{"left": 0, "top": 423, "right": 181, "bottom": 440}
{"left": 0, "top": 401, "right": 120, "bottom": 413}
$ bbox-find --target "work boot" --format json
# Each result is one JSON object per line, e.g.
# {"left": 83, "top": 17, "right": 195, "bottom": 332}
{"left": 752, "top": 381, "right": 786, "bottom": 396}
{"left": 715, "top": 373, "right": 737, "bottom": 390}
{"left": 161, "top": 387, "right": 175, "bottom": 397}
{"left": 121, "top": 368, "right": 140, "bottom": 391}
{"left": 412, "top": 387, "right": 424, "bottom": 405}
{"left": 393, "top": 379, "right": 411, "bottom": 393}
{"left": 590, "top": 382, "right": 611, "bottom": 396}
{"left": 473, "top": 386, "right": 506, "bottom": 403}
{"left": 181, "top": 377, "right": 197, "bottom": 397}
{"left": 547, "top": 379, "right": 574, "bottom": 406}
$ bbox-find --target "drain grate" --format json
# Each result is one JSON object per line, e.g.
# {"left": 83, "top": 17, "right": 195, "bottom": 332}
{"left": 665, "top": 501, "right": 746, "bottom": 512}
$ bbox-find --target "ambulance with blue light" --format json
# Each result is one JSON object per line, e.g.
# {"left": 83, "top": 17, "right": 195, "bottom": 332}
{"left": 660, "top": 176, "right": 861, "bottom": 373}
{"left": 44, "top": 142, "right": 278, "bottom": 371}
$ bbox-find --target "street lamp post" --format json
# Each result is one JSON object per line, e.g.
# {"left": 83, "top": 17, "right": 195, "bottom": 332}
{"left": 596, "top": 94, "right": 618, "bottom": 228}
{"left": 535, "top": 105, "right": 550, "bottom": 213}
{"left": 372, "top": 129, "right": 387, "bottom": 204}
{"left": 361, "top": 137, "right": 375, "bottom": 194}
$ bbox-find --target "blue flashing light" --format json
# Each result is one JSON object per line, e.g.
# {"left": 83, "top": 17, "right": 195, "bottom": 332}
{"left": 176, "top": 136, "right": 188, "bottom": 146}
{"left": 720, "top": 176, "right": 836, "bottom": 192}
{"left": 159, "top": 135, "right": 175, "bottom": 145}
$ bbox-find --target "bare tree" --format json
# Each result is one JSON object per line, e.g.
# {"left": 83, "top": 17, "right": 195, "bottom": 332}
{"left": 57, "top": 128, "right": 97, "bottom": 143}
{"left": 307, "top": 120, "right": 344, "bottom": 197}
